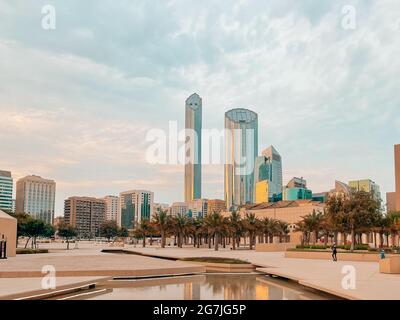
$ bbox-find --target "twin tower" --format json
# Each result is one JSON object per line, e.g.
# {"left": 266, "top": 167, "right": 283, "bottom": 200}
{"left": 184, "top": 93, "right": 279, "bottom": 210}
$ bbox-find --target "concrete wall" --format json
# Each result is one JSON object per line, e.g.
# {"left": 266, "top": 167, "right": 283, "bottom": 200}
{"left": 256, "top": 243, "right": 296, "bottom": 252}
{"left": 0, "top": 210, "right": 17, "bottom": 257}
{"left": 285, "top": 250, "right": 393, "bottom": 262}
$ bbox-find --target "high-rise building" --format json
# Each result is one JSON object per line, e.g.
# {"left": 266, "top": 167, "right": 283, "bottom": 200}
{"left": 184, "top": 93, "right": 202, "bottom": 203}
{"left": 283, "top": 177, "right": 312, "bottom": 201}
{"left": 16, "top": 175, "right": 56, "bottom": 224}
{"left": 262, "top": 146, "right": 283, "bottom": 200}
{"left": 118, "top": 190, "right": 154, "bottom": 229}
{"left": 207, "top": 199, "right": 227, "bottom": 214}
{"left": 224, "top": 108, "right": 258, "bottom": 210}
{"left": 170, "top": 202, "right": 188, "bottom": 216}
{"left": 64, "top": 197, "right": 106, "bottom": 238}
{"left": 255, "top": 180, "right": 269, "bottom": 204}
{"left": 395, "top": 144, "right": 400, "bottom": 211}
{"left": 387, "top": 192, "right": 397, "bottom": 212}
{"left": 0, "top": 170, "right": 13, "bottom": 211}
{"left": 103, "top": 195, "right": 119, "bottom": 221}
{"left": 187, "top": 199, "right": 208, "bottom": 219}
{"left": 348, "top": 179, "right": 381, "bottom": 202}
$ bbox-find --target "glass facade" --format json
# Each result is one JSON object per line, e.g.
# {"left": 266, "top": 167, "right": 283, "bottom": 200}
{"left": 119, "top": 190, "right": 153, "bottom": 229}
{"left": 224, "top": 108, "right": 258, "bottom": 210}
{"left": 0, "top": 171, "right": 13, "bottom": 211}
{"left": 184, "top": 93, "right": 202, "bottom": 202}
{"left": 262, "top": 146, "right": 283, "bottom": 201}
{"left": 284, "top": 187, "right": 313, "bottom": 201}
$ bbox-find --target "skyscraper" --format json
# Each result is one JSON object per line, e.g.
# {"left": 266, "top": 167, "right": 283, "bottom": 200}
{"left": 349, "top": 179, "right": 381, "bottom": 202}
{"left": 262, "top": 146, "right": 283, "bottom": 200}
{"left": 184, "top": 93, "right": 202, "bottom": 202}
{"left": 64, "top": 196, "right": 106, "bottom": 238}
{"left": 118, "top": 190, "right": 154, "bottom": 229}
{"left": 395, "top": 144, "right": 400, "bottom": 211}
{"left": 16, "top": 175, "right": 56, "bottom": 224}
{"left": 224, "top": 108, "right": 258, "bottom": 210}
{"left": 103, "top": 195, "right": 119, "bottom": 221}
{"left": 0, "top": 170, "right": 13, "bottom": 211}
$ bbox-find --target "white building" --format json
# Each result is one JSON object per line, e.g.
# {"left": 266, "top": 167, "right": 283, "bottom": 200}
{"left": 118, "top": 190, "right": 154, "bottom": 229}
{"left": 15, "top": 175, "right": 56, "bottom": 224}
{"left": 170, "top": 202, "right": 188, "bottom": 217}
{"left": 103, "top": 195, "right": 119, "bottom": 222}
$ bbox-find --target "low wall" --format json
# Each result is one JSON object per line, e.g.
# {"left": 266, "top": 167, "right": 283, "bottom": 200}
{"left": 0, "top": 211, "right": 17, "bottom": 258}
{"left": 285, "top": 250, "right": 394, "bottom": 262}
{"left": 255, "top": 243, "right": 296, "bottom": 252}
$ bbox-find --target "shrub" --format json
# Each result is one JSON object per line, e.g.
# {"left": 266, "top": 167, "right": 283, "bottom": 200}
{"left": 16, "top": 248, "right": 49, "bottom": 254}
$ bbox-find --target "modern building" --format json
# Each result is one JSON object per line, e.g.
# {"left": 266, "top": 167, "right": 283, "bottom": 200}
{"left": 64, "top": 197, "right": 106, "bottom": 238}
{"left": 348, "top": 179, "right": 381, "bottom": 202}
{"left": 225, "top": 108, "right": 258, "bottom": 210}
{"left": 330, "top": 180, "right": 351, "bottom": 197}
{"left": 207, "top": 199, "right": 227, "bottom": 214}
{"left": 187, "top": 199, "right": 208, "bottom": 219}
{"left": 184, "top": 93, "right": 202, "bottom": 203}
{"left": 312, "top": 192, "right": 329, "bottom": 203}
{"left": 283, "top": 177, "right": 312, "bottom": 201}
{"left": 170, "top": 202, "right": 188, "bottom": 217}
{"left": 153, "top": 203, "right": 170, "bottom": 215}
{"left": 0, "top": 171, "right": 13, "bottom": 211}
{"left": 119, "top": 190, "right": 154, "bottom": 229}
{"left": 387, "top": 192, "right": 397, "bottom": 213}
{"left": 255, "top": 180, "right": 269, "bottom": 204}
{"left": 53, "top": 216, "right": 64, "bottom": 228}
{"left": 103, "top": 195, "right": 119, "bottom": 221}
{"left": 261, "top": 146, "right": 283, "bottom": 200}
{"left": 16, "top": 175, "right": 56, "bottom": 224}
{"left": 396, "top": 144, "right": 400, "bottom": 211}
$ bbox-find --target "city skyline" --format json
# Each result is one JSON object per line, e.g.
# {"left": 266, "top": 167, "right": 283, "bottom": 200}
{"left": 1, "top": 1, "right": 400, "bottom": 215}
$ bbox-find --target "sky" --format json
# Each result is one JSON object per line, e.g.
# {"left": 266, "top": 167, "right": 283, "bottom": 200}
{"left": 0, "top": 0, "right": 399, "bottom": 216}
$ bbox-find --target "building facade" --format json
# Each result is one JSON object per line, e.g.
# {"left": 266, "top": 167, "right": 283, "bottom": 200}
{"left": 187, "top": 199, "right": 208, "bottom": 219}
{"left": 64, "top": 197, "right": 106, "bottom": 238}
{"left": 207, "top": 199, "right": 227, "bottom": 214}
{"left": 283, "top": 177, "right": 312, "bottom": 201}
{"left": 184, "top": 93, "right": 202, "bottom": 203}
{"left": 261, "top": 146, "right": 283, "bottom": 200}
{"left": 170, "top": 202, "right": 188, "bottom": 217}
{"left": 255, "top": 180, "right": 269, "bottom": 204}
{"left": 349, "top": 179, "right": 381, "bottom": 202}
{"left": 225, "top": 108, "right": 258, "bottom": 210}
{"left": 119, "top": 190, "right": 154, "bottom": 229}
{"left": 387, "top": 192, "right": 397, "bottom": 213}
{"left": 103, "top": 195, "right": 119, "bottom": 221}
{"left": 0, "top": 171, "right": 13, "bottom": 211}
{"left": 16, "top": 175, "right": 56, "bottom": 224}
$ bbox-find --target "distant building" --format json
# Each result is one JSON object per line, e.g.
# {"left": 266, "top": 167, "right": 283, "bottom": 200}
{"left": 330, "top": 180, "right": 351, "bottom": 197}
{"left": 207, "top": 199, "right": 226, "bottom": 214}
{"left": 153, "top": 203, "right": 169, "bottom": 215}
{"left": 261, "top": 146, "right": 283, "bottom": 201}
{"left": 53, "top": 216, "right": 64, "bottom": 228}
{"left": 170, "top": 202, "right": 188, "bottom": 216}
{"left": 386, "top": 144, "right": 400, "bottom": 211}
{"left": 387, "top": 192, "right": 397, "bottom": 213}
{"left": 255, "top": 180, "right": 269, "bottom": 204}
{"left": 348, "top": 179, "right": 381, "bottom": 202}
{"left": 103, "top": 195, "right": 119, "bottom": 221}
{"left": 187, "top": 199, "right": 208, "bottom": 219}
{"left": 225, "top": 108, "right": 258, "bottom": 210}
{"left": 119, "top": 190, "right": 154, "bottom": 229}
{"left": 64, "top": 196, "right": 106, "bottom": 238}
{"left": 312, "top": 192, "right": 328, "bottom": 203}
{"left": 283, "top": 177, "right": 312, "bottom": 201}
{"left": 0, "top": 170, "right": 13, "bottom": 211}
{"left": 184, "top": 93, "right": 202, "bottom": 203}
{"left": 16, "top": 175, "right": 56, "bottom": 224}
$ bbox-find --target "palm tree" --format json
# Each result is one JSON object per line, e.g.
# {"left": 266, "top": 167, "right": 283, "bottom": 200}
{"left": 171, "top": 214, "right": 188, "bottom": 248}
{"left": 386, "top": 212, "right": 400, "bottom": 248}
{"left": 301, "top": 210, "right": 323, "bottom": 245}
{"left": 276, "top": 220, "right": 289, "bottom": 243}
{"left": 133, "top": 219, "right": 153, "bottom": 247}
{"left": 242, "top": 213, "right": 259, "bottom": 250}
{"left": 204, "top": 212, "right": 226, "bottom": 251}
{"left": 228, "top": 211, "right": 242, "bottom": 250}
{"left": 152, "top": 209, "right": 169, "bottom": 248}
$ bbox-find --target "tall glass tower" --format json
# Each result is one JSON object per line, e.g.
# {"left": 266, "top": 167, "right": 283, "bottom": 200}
{"left": 184, "top": 93, "right": 202, "bottom": 202}
{"left": 224, "top": 108, "right": 258, "bottom": 210}
{"left": 262, "top": 146, "right": 283, "bottom": 200}
{"left": 0, "top": 170, "right": 13, "bottom": 211}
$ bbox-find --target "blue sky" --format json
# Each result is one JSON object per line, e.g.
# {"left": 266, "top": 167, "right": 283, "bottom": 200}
{"left": 0, "top": 0, "right": 399, "bottom": 215}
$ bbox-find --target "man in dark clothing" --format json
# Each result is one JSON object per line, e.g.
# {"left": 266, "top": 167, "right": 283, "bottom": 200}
{"left": 332, "top": 243, "right": 337, "bottom": 261}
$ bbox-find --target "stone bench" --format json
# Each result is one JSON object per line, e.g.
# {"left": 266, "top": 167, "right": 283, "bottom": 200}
{"left": 379, "top": 256, "right": 400, "bottom": 274}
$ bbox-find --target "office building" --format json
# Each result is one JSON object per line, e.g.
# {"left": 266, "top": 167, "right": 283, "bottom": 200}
{"left": 187, "top": 199, "right": 208, "bottom": 219}
{"left": 184, "top": 93, "right": 202, "bottom": 202}
{"left": 225, "top": 108, "right": 258, "bottom": 210}
{"left": 207, "top": 199, "right": 227, "bottom": 214}
{"left": 119, "top": 190, "right": 154, "bottom": 229}
{"left": 64, "top": 197, "right": 106, "bottom": 238}
{"left": 170, "top": 202, "right": 188, "bottom": 216}
{"left": 0, "top": 171, "right": 13, "bottom": 211}
{"left": 262, "top": 146, "right": 283, "bottom": 200}
{"left": 153, "top": 203, "right": 169, "bottom": 215}
{"left": 255, "top": 180, "right": 269, "bottom": 204}
{"left": 103, "top": 195, "right": 119, "bottom": 221}
{"left": 387, "top": 192, "right": 397, "bottom": 212}
{"left": 349, "top": 179, "right": 381, "bottom": 202}
{"left": 16, "top": 175, "right": 56, "bottom": 224}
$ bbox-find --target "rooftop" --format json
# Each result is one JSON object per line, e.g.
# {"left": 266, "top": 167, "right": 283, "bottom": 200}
{"left": 246, "top": 200, "right": 324, "bottom": 210}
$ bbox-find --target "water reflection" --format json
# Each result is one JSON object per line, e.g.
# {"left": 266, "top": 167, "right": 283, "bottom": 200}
{"left": 85, "top": 274, "right": 330, "bottom": 300}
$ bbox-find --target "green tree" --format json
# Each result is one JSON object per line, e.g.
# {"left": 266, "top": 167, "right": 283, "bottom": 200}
{"left": 242, "top": 213, "right": 259, "bottom": 250}
{"left": 133, "top": 219, "right": 153, "bottom": 247}
{"left": 300, "top": 210, "right": 323, "bottom": 245}
{"left": 228, "top": 211, "right": 242, "bottom": 250}
{"left": 100, "top": 220, "right": 119, "bottom": 242}
{"left": 58, "top": 223, "right": 78, "bottom": 250}
{"left": 152, "top": 209, "right": 170, "bottom": 248}
{"left": 204, "top": 212, "right": 226, "bottom": 251}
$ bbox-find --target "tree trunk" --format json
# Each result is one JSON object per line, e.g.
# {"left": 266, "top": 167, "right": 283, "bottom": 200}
{"left": 161, "top": 230, "right": 165, "bottom": 248}
{"left": 214, "top": 233, "right": 219, "bottom": 251}
{"left": 350, "top": 228, "right": 355, "bottom": 252}
{"left": 142, "top": 236, "right": 146, "bottom": 248}
{"left": 67, "top": 239, "right": 70, "bottom": 250}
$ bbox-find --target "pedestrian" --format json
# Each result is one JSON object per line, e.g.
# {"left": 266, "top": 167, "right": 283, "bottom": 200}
{"left": 332, "top": 243, "right": 337, "bottom": 261}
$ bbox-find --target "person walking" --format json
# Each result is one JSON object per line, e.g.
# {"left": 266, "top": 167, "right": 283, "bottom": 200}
{"left": 332, "top": 243, "right": 337, "bottom": 261}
